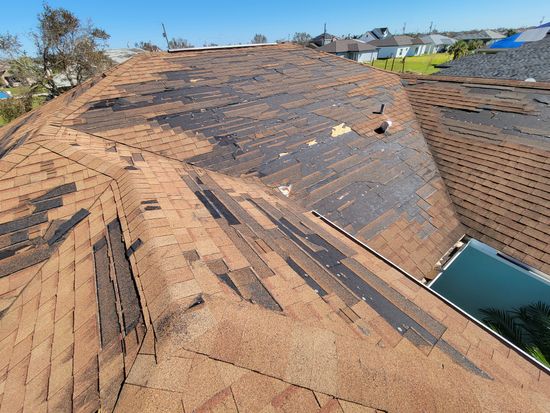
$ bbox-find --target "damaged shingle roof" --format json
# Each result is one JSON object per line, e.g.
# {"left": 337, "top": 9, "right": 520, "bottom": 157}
{"left": 0, "top": 44, "right": 549, "bottom": 413}
{"left": 63, "top": 44, "right": 464, "bottom": 280}
{"left": 402, "top": 74, "right": 550, "bottom": 275}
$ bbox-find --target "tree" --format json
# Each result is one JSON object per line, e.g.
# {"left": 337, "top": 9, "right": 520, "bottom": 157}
{"left": 292, "top": 32, "right": 311, "bottom": 45}
{"left": 30, "top": 4, "right": 112, "bottom": 96}
{"left": 467, "top": 40, "right": 484, "bottom": 51}
{"left": 448, "top": 40, "right": 469, "bottom": 60}
{"left": 0, "top": 32, "right": 21, "bottom": 57}
{"left": 0, "top": 94, "right": 34, "bottom": 123}
{"left": 134, "top": 41, "right": 161, "bottom": 52}
{"left": 481, "top": 302, "right": 550, "bottom": 367}
{"left": 505, "top": 29, "right": 518, "bottom": 37}
{"left": 168, "top": 38, "right": 193, "bottom": 49}
{"left": 251, "top": 34, "right": 267, "bottom": 44}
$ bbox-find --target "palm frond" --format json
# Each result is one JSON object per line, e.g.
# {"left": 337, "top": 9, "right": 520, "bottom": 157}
{"left": 479, "top": 307, "right": 525, "bottom": 347}
{"left": 525, "top": 345, "right": 550, "bottom": 368}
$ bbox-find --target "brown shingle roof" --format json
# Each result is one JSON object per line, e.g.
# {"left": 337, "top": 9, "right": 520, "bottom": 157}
{"left": 0, "top": 45, "right": 548, "bottom": 412}
{"left": 402, "top": 74, "right": 550, "bottom": 275}
{"left": 62, "top": 44, "right": 463, "bottom": 280}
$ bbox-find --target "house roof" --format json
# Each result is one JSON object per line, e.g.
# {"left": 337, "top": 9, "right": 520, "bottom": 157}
{"left": 402, "top": 74, "right": 550, "bottom": 275}
{"left": 318, "top": 39, "right": 376, "bottom": 53}
{"left": 369, "top": 35, "right": 426, "bottom": 47}
{"left": 104, "top": 48, "right": 144, "bottom": 65}
{"left": 457, "top": 30, "right": 505, "bottom": 41}
{"left": 0, "top": 43, "right": 549, "bottom": 412}
{"left": 421, "top": 34, "right": 456, "bottom": 46}
{"left": 438, "top": 35, "right": 550, "bottom": 81}
{"left": 310, "top": 32, "right": 339, "bottom": 46}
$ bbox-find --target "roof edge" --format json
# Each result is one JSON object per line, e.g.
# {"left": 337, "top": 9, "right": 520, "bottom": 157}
{"left": 401, "top": 73, "right": 550, "bottom": 89}
{"left": 168, "top": 43, "right": 279, "bottom": 53}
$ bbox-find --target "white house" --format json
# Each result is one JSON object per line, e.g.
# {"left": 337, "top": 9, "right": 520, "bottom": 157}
{"left": 369, "top": 35, "right": 429, "bottom": 59}
{"left": 420, "top": 34, "right": 456, "bottom": 53}
{"left": 318, "top": 39, "right": 378, "bottom": 63}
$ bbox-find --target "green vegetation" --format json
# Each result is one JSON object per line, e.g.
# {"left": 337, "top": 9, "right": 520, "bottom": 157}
{"left": 0, "top": 87, "right": 46, "bottom": 126}
{"left": 480, "top": 301, "right": 550, "bottom": 368}
{"left": 370, "top": 53, "right": 452, "bottom": 75}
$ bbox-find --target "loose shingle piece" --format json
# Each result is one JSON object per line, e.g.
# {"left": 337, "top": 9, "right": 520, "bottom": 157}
{"left": 0, "top": 44, "right": 548, "bottom": 413}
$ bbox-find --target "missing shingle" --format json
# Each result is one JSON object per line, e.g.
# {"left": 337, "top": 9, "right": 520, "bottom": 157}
{"left": 141, "top": 200, "right": 158, "bottom": 205}
{"left": 183, "top": 249, "right": 200, "bottom": 263}
{"left": 32, "top": 197, "right": 63, "bottom": 213}
{"left": 132, "top": 153, "right": 145, "bottom": 162}
{"left": 124, "top": 166, "right": 139, "bottom": 171}
{"left": 31, "top": 182, "right": 77, "bottom": 202}
{"left": 0, "top": 213, "right": 48, "bottom": 236}
{"left": 126, "top": 238, "right": 143, "bottom": 257}
{"left": 107, "top": 219, "right": 142, "bottom": 334}
{"left": 47, "top": 208, "right": 90, "bottom": 245}
{"left": 218, "top": 274, "right": 242, "bottom": 297}
{"left": 144, "top": 205, "right": 161, "bottom": 211}
{"left": 206, "top": 258, "right": 229, "bottom": 275}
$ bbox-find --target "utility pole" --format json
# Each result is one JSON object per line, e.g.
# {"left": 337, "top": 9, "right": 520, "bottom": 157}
{"left": 162, "top": 23, "right": 170, "bottom": 49}
{"left": 402, "top": 22, "right": 407, "bottom": 34}
{"left": 429, "top": 21, "right": 433, "bottom": 34}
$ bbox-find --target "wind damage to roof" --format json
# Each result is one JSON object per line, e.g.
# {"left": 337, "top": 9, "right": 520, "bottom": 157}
{"left": 64, "top": 43, "right": 464, "bottom": 280}
{"left": 403, "top": 74, "right": 550, "bottom": 276}
{"left": 0, "top": 44, "right": 549, "bottom": 412}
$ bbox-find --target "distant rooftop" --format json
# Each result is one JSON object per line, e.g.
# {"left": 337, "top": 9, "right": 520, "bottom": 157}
{"left": 318, "top": 39, "right": 376, "bottom": 53}
{"left": 438, "top": 35, "right": 550, "bottom": 81}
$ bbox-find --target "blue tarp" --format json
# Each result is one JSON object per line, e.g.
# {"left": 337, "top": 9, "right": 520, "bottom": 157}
{"left": 0, "top": 91, "right": 10, "bottom": 99}
{"left": 491, "top": 22, "right": 550, "bottom": 49}
{"left": 490, "top": 33, "right": 523, "bottom": 49}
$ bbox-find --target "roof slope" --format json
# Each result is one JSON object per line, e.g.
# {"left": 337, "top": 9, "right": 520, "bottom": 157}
{"left": 62, "top": 43, "right": 463, "bottom": 280}
{"left": 438, "top": 35, "right": 550, "bottom": 81}
{"left": 403, "top": 74, "right": 550, "bottom": 274}
{"left": 0, "top": 44, "right": 549, "bottom": 412}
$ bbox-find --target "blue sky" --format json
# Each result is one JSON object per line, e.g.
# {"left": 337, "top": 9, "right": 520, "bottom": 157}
{"left": 3, "top": 0, "right": 549, "bottom": 53}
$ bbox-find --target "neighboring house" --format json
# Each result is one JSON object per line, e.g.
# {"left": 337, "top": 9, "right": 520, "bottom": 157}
{"left": 0, "top": 61, "right": 14, "bottom": 88}
{"left": 52, "top": 48, "right": 144, "bottom": 90}
{"left": 437, "top": 33, "right": 550, "bottom": 81}
{"left": 421, "top": 34, "right": 456, "bottom": 53}
{"left": 318, "top": 39, "right": 378, "bottom": 63}
{"left": 310, "top": 32, "right": 339, "bottom": 47}
{"left": 359, "top": 27, "right": 392, "bottom": 43}
{"left": 369, "top": 35, "right": 429, "bottom": 58}
{"left": 104, "top": 48, "right": 144, "bottom": 65}
{"left": 490, "top": 22, "right": 550, "bottom": 49}
{"left": 456, "top": 30, "right": 505, "bottom": 45}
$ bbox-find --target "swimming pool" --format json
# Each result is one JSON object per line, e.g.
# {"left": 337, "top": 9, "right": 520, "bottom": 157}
{"left": 430, "top": 239, "right": 550, "bottom": 320}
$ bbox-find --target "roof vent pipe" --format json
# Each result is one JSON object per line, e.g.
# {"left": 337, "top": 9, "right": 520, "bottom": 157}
{"left": 375, "top": 120, "right": 392, "bottom": 134}
{"left": 380, "top": 103, "right": 386, "bottom": 114}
